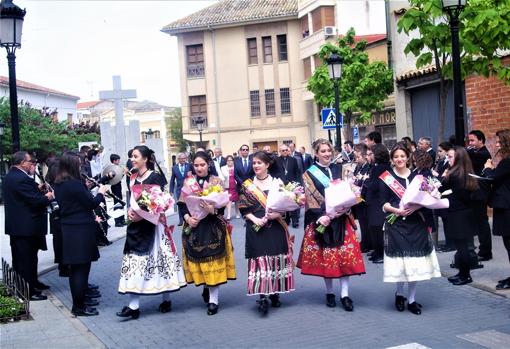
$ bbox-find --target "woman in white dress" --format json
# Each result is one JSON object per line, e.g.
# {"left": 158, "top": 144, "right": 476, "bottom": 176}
{"left": 117, "top": 145, "right": 187, "bottom": 320}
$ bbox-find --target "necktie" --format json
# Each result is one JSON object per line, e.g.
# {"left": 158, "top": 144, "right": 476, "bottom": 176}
{"left": 180, "top": 165, "right": 184, "bottom": 176}
{"left": 243, "top": 159, "right": 248, "bottom": 172}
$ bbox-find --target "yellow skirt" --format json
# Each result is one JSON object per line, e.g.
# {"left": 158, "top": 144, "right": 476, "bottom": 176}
{"left": 182, "top": 232, "right": 236, "bottom": 287}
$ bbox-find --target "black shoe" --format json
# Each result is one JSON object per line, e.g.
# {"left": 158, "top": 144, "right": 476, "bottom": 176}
{"left": 497, "top": 277, "right": 510, "bottom": 285}
{"left": 440, "top": 246, "right": 456, "bottom": 252}
{"left": 177, "top": 222, "right": 183, "bottom": 226}
{"left": 35, "top": 281, "right": 50, "bottom": 290}
{"left": 478, "top": 255, "right": 492, "bottom": 262}
{"left": 372, "top": 257, "right": 384, "bottom": 264}
{"left": 340, "top": 297, "right": 353, "bottom": 312}
{"left": 451, "top": 276, "right": 473, "bottom": 286}
{"left": 257, "top": 297, "right": 269, "bottom": 315}
{"left": 207, "top": 303, "right": 218, "bottom": 316}
{"left": 30, "top": 293, "right": 48, "bottom": 301}
{"left": 269, "top": 294, "right": 281, "bottom": 308}
{"left": 88, "top": 283, "right": 99, "bottom": 290}
{"left": 496, "top": 279, "right": 510, "bottom": 290}
{"left": 86, "top": 290, "right": 101, "bottom": 298}
{"left": 326, "top": 293, "right": 336, "bottom": 308}
{"left": 159, "top": 300, "right": 172, "bottom": 313}
{"left": 202, "top": 288, "right": 209, "bottom": 304}
{"left": 407, "top": 302, "right": 422, "bottom": 315}
{"left": 395, "top": 294, "right": 406, "bottom": 312}
{"left": 84, "top": 298, "right": 99, "bottom": 307}
{"left": 447, "top": 274, "right": 461, "bottom": 282}
{"left": 72, "top": 306, "right": 99, "bottom": 316}
{"left": 116, "top": 306, "right": 140, "bottom": 319}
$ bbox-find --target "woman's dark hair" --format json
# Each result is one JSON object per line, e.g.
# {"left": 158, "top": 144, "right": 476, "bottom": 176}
{"left": 371, "top": 143, "right": 390, "bottom": 164}
{"left": 45, "top": 158, "right": 60, "bottom": 186}
{"left": 55, "top": 151, "right": 81, "bottom": 183}
{"left": 252, "top": 151, "right": 274, "bottom": 165}
{"left": 354, "top": 143, "right": 368, "bottom": 156}
{"left": 390, "top": 143, "right": 411, "bottom": 161}
{"left": 133, "top": 145, "right": 155, "bottom": 170}
{"left": 438, "top": 141, "right": 453, "bottom": 152}
{"left": 193, "top": 151, "right": 211, "bottom": 165}
{"left": 225, "top": 155, "right": 234, "bottom": 162}
{"left": 413, "top": 149, "right": 433, "bottom": 170}
{"left": 87, "top": 148, "right": 98, "bottom": 161}
{"left": 446, "top": 146, "right": 479, "bottom": 191}
{"left": 496, "top": 128, "right": 510, "bottom": 159}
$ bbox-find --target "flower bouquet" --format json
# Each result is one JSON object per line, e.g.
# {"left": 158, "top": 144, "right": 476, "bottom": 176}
{"left": 316, "top": 179, "right": 361, "bottom": 234}
{"left": 181, "top": 177, "right": 230, "bottom": 234}
{"left": 130, "top": 184, "right": 175, "bottom": 225}
{"left": 253, "top": 179, "right": 306, "bottom": 232}
{"left": 386, "top": 175, "right": 451, "bottom": 224}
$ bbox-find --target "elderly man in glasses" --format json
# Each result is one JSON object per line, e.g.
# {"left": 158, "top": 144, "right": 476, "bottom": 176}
{"left": 3, "top": 151, "right": 55, "bottom": 301}
{"left": 234, "top": 145, "right": 254, "bottom": 191}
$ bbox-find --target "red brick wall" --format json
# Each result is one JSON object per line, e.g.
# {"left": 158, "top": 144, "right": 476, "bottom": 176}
{"left": 465, "top": 56, "right": 510, "bottom": 152}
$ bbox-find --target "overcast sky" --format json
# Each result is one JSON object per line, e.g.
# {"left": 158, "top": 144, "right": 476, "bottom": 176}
{"left": 0, "top": 0, "right": 385, "bottom": 108}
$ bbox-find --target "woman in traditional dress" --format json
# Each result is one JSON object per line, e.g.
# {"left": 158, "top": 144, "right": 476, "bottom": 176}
{"left": 379, "top": 143, "right": 441, "bottom": 315}
{"left": 117, "top": 145, "right": 187, "bottom": 320}
{"left": 238, "top": 151, "right": 295, "bottom": 315}
{"left": 441, "top": 146, "right": 479, "bottom": 286}
{"left": 297, "top": 139, "right": 365, "bottom": 312}
{"left": 178, "top": 151, "right": 236, "bottom": 316}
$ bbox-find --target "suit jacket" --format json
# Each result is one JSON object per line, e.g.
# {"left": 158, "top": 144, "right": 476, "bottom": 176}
{"left": 484, "top": 157, "right": 510, "bottom": 210}
{"left": 54, "top": 179, "right": 104, "bottom": 225}
{"left": 302, "top": 153, "right": 313, "bottom": 170}
{"left": 468, "top": 146, "right": 491, "bottom": 176}
{"left": 426, "top": 148, "right": 437, "bottom": 166}
{"left": 234, "top": 157, "right": 254, "bottom": 187}
{"left": 212, "top": 156, "right": 227, "bottom": 168}
{"left": 275, "top": 156, "right": 301, "bottom": 184}
{"left": 435, "top": 158, "right": 449, "bottom": 177}
{"left": 291, "top": 151, "right": 304, "bottom": 175}
{"left": 212, "top": 156, "right": 227, "bottom": 180}
{"left": 170, "top": 163, "right": 192, "bottom": 199}
{"left": 3, "top": 167, "right": 51, "bottom": 237}
{"left": 365, "top": 163, "right": 392, "bottom": 227}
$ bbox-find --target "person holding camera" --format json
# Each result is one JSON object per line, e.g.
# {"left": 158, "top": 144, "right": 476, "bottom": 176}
{"left": 54, "top": 151, "right": 108, "bottom": 316}
{"left": 3, "top": 151, "right": 54, "bottom": 301}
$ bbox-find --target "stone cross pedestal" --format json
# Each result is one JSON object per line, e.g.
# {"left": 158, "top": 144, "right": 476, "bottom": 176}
{"left": 99, "top": 76, "right": 137, "bottom": 161}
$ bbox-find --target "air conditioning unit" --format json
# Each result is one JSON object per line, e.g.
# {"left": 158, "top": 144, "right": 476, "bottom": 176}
{"left": 324, "top": 26, "right": 337, "bottom": 37}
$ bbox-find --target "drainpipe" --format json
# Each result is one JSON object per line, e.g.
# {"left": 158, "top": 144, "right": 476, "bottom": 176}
{"left": 208, "top": 25, "right": 221, "bottom": 147}
{"left": 385, "top": 0, "right": 393, "bottom": 70}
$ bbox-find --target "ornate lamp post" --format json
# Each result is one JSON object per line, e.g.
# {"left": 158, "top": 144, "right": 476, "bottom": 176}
{"left": 0, "top": 0, "right": 26, "bottom": 153}
{"left": 442, "top": 0, "right": 466, "bottom": 146}
{"left": 194, "top": 116, "right": 205, "bottom": 148}
{"left": 145, "top": 128, "right": 154, "bottom": 140}
{"left": 326, "top": 53, "right": 344, "bottom": 151}
{"left": 0, "top": 122, "right": 4, "bottom": 203}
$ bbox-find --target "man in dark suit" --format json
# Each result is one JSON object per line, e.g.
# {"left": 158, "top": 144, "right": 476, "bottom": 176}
{"left": 109, "top": 154, "right": 126, "bottom": 227}
{"left": 3, "top": 151, "right": 54, "bottom": 300}
{"left": 170, "top": 152, "right": 192, "bottom": 226}
{"left": 299, "top": 146, "right": 313, "bottom": 170}
{"left": 212, "top": 147, "right": 227, "bottom": 179}
{"left": 234, "top": 144, "right": 254, "bottom": 189}
{"left": 418, "top": 137, "right": 436, "bottom": 167}
{"left": 289, "top": 142, "right": 304, "bottom": 175}
{"left": 276, "top": 144, "right": 302, "bottom": 228}
{"left": 467, "top": 130, "right": 493, "bottom": 261}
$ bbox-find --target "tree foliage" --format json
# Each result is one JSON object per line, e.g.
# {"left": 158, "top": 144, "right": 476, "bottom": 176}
{"left": 0, "top": 97, "right": 99, "bottom": 160}
{"left": 397, "top": 0, "right": 510, "bottom": 141}
{"left": 165, "top": 107, "right": 188, "bottom": 152}
{"left": 307, "top": 28, "right": 394, "bottom": 140}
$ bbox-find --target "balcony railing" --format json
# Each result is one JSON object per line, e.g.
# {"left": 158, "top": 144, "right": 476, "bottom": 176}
{"left": 187, "top": 63, "right": 205, "bottom": 78}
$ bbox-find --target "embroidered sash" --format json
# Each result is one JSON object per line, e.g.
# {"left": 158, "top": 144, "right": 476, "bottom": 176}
{"left": 242, "top": 179, "right": 295, "bottom": 258}
{"left": 379, "top": 170, "right": 406, "bottom": 199}
{"left": 308, "top": 165, "right": 331, "bottom": 188}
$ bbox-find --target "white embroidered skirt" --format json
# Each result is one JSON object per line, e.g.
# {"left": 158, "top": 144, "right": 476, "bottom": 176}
{"left": 383, "top": 250, "right": 441, "bottom": 282}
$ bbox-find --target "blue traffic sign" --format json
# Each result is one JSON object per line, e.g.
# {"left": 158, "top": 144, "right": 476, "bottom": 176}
{"left": 321, "top": 108, "right": 342, "bottom": 130}
{"left": 353, "top": 126, "right": 359, "bottom": 144}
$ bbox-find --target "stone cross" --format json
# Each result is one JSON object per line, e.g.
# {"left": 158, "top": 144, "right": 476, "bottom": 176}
{"left": 99, "top": 76, "right": 137, "bottom": 160}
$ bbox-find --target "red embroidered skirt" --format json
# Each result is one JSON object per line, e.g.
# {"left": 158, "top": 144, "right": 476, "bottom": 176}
{"left": 297, "top": 222, "right": 366, "bottom": 278}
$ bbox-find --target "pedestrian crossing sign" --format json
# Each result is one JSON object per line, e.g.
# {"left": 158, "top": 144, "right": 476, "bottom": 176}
{"left": 321, "top": 108, "right": 342, "bottom": 130}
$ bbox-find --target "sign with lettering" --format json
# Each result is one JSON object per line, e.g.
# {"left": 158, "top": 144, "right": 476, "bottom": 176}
{"left": 349, "top": 108, "right": 396, "bottom": 127}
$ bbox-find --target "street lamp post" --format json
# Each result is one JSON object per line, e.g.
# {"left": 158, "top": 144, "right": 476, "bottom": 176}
{"left": 0, "top": 0, "right": 26, "bottom": 153}
{"left": 0, "top": 122, "right": 4, "bottom": 203}
{"left": 442, "top": 0, "right": 466, "bottom": 146}
{"left": 326, "top": 53, "right": 344, "bottom": 151}
{"left": 145, "top": 128, "right": 154, "bottom": 140}
{"left": 194, "top": 116, "right": 205, "bottom": 148}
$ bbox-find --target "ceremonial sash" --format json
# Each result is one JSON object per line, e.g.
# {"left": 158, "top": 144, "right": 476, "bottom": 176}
{"left": 242, "top": 179, "right": 295, "bottom": 258}
{"left": 308, "top": 165, "right": 331, "bottom": 188}
{"left": 379, "top": 170, "right": 406, "bottom": 199}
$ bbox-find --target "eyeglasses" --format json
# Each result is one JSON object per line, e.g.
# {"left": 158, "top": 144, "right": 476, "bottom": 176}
{"left": 241, "top": 148, "right": 249, "bottom": 151}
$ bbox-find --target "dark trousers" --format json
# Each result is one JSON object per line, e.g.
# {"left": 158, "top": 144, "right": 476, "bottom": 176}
{"left": 453, "top": 238, "right": 471, "bottom": 278}
{"left": 503, "top": 236, "right": 510, "bottom": 264}
{"left": 10, "top": 236, "right": 39, "bottom": 295}
{"left": 434, "top": 210, "right": 453, "bottom": 248}
{"left": 69, "top": 262, "right": 91, "bottom": 310}
{"left": 50, "top": 216, "right": 68, "bottom": 274}
{"left": 474, "top": 204, "right": 492, "bottom": 257}
{"left": 369, "top": 225, "right": 384, "bottom": 258}
{"left": 356, "top": 204, "right": 371, "bottom": 251}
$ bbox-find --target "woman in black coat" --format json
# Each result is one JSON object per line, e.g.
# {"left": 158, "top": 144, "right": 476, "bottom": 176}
{"left": 441, "top": 147, "right": 479, "bottom": 285}
{"left": 54, "top": 152, "right": 107, "bottom": 316}
{"left": 483, "top": 129, "right": 510, "bottom": 290}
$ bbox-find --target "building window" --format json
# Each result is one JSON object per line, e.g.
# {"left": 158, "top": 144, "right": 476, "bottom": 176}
{"left": 189, "top": 95, "right": 207, "bottom": 128}
{"left": 277, "top": 35, "right": 287, "bottom": 61}
{"left": 303, "top": 57, "right": 312, "bottom": 80}
{"left": 280, "top": 88, "right": 291, "bottom": 114}
{"left": 186, "top": 44, "right": 204, "bottom": 78}
{"left": 265, "top": 89, "right": 275, "bottom": 116}
{"left": 250, "top": 90, "right": 260, "bottom": 117}
{"left": 262, "top": 36, "right": 272, "bottom": 63}
{"left": 301, "top": 16, "right": 309, "bottom": 38}
{"left": 311, "top": 6, "right": 335, "bottom": 33}
{"left": 247, "top": 38, "right": 258, "bottom": 65}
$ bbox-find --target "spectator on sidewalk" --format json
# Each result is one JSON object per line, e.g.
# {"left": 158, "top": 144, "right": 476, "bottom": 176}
{"left": 3, "top": 151, "right": 54, "bottom": 301}
{"left": 110, "top": 154, "right": 126, "bottom": 227}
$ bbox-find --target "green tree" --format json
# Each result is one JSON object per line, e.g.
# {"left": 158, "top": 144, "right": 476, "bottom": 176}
{"left": 0, "top": 98, "right": 99, "bottom": 161}
{"left": 165, "top": 107, "right": 188, "bottom": 152}
{"left": 397, "top": 0, "right": 510, "bottom": 142}
{"left": 307, "top": 28, "right": 394, "bottom": 142}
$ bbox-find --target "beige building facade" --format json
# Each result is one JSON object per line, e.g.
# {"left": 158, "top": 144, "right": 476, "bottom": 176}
{"left": 163, "top": 0, "right": 394, "bottom": 154}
